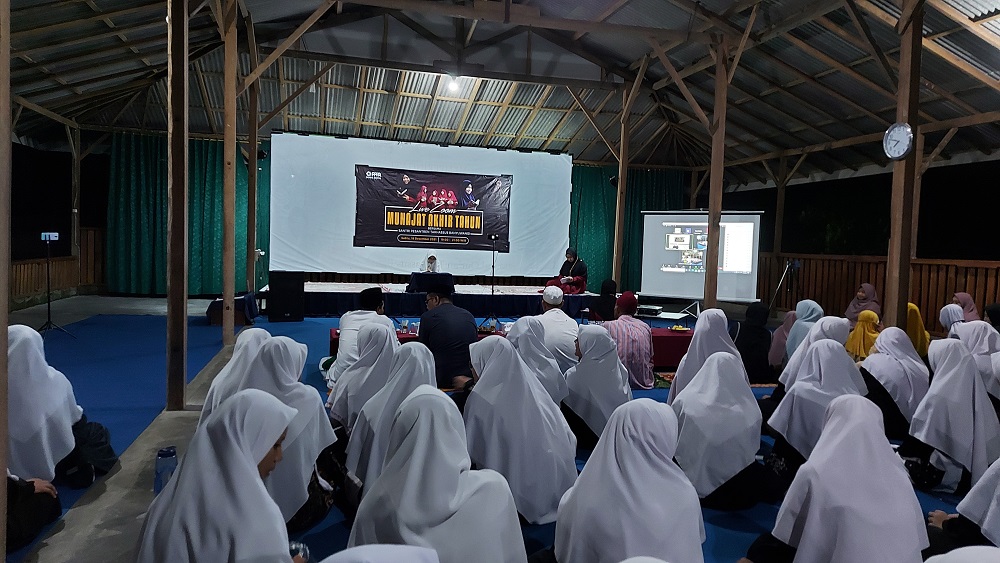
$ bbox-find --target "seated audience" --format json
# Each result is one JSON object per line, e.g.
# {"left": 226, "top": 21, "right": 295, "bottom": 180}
{"left": 6, "top": 471, "right": 60, "bottom": 553}
{"left": 226, "top": 337, "right": 337, "bottom": 529}
{"left": 327, "top": 287, "right": 398, "bottom": 387}
{"left": 464, "top": 336, "right": 577, "bottom": 524}
{"left": 589, "top": 279, "right": 617, "bottom": 322}
{"left": 736, "top": 301, "right": 776, "bottom": 384}
{"left": 320, "top": 545, "right": 440, "bottom": 563}
{"left": 859, "top": 327, "right": 931, "bottom": 440}
{"left": 953, "top": 320, "right": 1000, "bottom": 393}
{"left": 668, "top": 308, "right": 739, "bottom": 404}
{"left": 419, "top": 284, "right": 478, "bottom": 388}
{"left": 9, "top": 325, "right": 117, "bottom": 489}
{"left": 955, "top": 292, "right": 981, "bottom": 321}
{"left": 908, "top": 303, "right": 932, "bottom": 360}
{"left": 544, "top": 247, "right": 588, "bottom": 295}
{"left": 554, "top": 400, "right": 705, "bottom": 563}
{"left": 986, "top": 303, "right": 1000, "bottom": 330}
{"left": 507, "top": 316, "right": 568, "bottom": 404}
{"left": 348, "top": 386, "right": 527, "bottom": 563}
{"left": 135, "top": 390, "right": 307, "bottom": 563}
{"left": 743, "top": 395, "right": 928, "bottom": 563}
{"left": 924, "top": 457, "right": 1000, "bottom": 558}
{"left": 901, "top": 340, "right": 1000, "bottom": 494}
{"left": 785, "top": 299, "right": 824, "bottom": 359}
{"left": 766, "top": 340, "right": 866, "bottom": 489}
{"left": 845, "top": 309, "right": 881, "bottom": 361}
{"left": 345, "top": 343, "right": 436, "bottom": 498}
{"left": 200, "top": 328, "right": 270, "bottom": 423}
{"left": 672, "top": 352, "right": 765, "bottom": 510}
{"left": 941, "top": 303, "right": 966, "bottom": 335}
{"left": 330, "top": 324, "right": 396, "bottom": 431}
{"left": 845, "top": 282, "right": 882, "bottom": 328}
{"left": 537, "top": 286, "right": 580, "bottom": 373}
{"left": 562, "top": 325, "right": 632, "bottom": 449}
{"left": 602, "top": 291, "right": 654, "bottom": 390}
{"left": 768, "top": 310, "right": 796, "bottom": 369}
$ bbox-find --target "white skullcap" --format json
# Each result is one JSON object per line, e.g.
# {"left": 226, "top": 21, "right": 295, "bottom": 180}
{"left": 543, "top": 286, "right": 564, "bottom": 305}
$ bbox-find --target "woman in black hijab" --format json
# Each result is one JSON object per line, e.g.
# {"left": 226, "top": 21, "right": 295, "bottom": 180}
{"left": 735, "top": 302, "right": 776, "bottom": 384}
{"left": 590, "top": 280, "right": 617, "bottom": 322}
{"left": 545, "top": 248, "right": 589, "bottom": 294}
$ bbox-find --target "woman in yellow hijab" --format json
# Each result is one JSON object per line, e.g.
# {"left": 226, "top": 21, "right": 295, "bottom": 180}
{"left": 906, "top": 303, "right": 931, "bottom": 358}
{"left": 846, "top": 310, "right": 881, "bottom": 361}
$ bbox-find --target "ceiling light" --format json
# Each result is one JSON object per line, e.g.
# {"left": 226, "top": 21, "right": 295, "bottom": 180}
{"left": 448, "top": 78, "right": 460, "bottom": 92}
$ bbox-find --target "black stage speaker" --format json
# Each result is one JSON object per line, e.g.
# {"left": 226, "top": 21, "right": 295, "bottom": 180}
{"left": 268, "top": 271, "right": 305, "bottom": 322}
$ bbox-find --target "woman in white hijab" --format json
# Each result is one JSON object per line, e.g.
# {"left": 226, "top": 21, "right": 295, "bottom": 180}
{"left": 136, "top": 389, "right": 303, "bottom": 563}
{"left": 329, "top": 324, "right": 396, "bottom": 430}
{"left": 766, "top": 340, "right": 865, "bottom": 487}
{"left": 941, "top": 303, "right": 966, "bottom": 335}
{"left": 507, "top": 316, "right": 568, "bottom": 404}
{"left": 345, "top": 342, "right": 436, "bottom": 496}
{"left": 859, "top": 327, "right": 931, "bottom": 440}
{"left": 228, "top": 336, "right": 337, "bottom": 523}
{"left": 555, "top": 399, "right": 704, "bottom": 563}
{"left": 668, "top": 308, "right": 738, "bottom": 404}
{"left": 319, "top": 546, "right": 440, "bottom": 563}
{"left": 927, "top": 547, "right": 1000, "bottom": 562}
{"left": 563, "top": 325, "right": 632, "bottom": 448}
{"left": 200, "top": 327, "right": 270, "bottom": 424}
{"left": 465, "top": 336, "right": 577, "bottom": 524}
{"left": 901, "top": 339, "right": 1000, "bottom": 494}
{"left": 8, "top": 324, "right": 116, "bottom": 487}
{"left": 954, "top": 321, "right": 1000, "bottom": 391}
{"left": 421, "top": 252, "right": 440, "bottom": 273}
{"left": 349, "top": 385, "right": 527, "bottom": 563}
{"left": 785, "top": 299, "right": 824, "bottom": 359}
{"left": 671, "top": 351, "right": 763, "bottom": 511}
{"left": 743, "top": 395, "right": 927, "bottom": 563}
{"left": 924, "top": 458, "right": 1000, "bottom": 558}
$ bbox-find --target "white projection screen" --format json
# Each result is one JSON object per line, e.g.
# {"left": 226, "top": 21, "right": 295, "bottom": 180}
{"left": 269, "top": 133, "right": 572, "bottom": 276}
{"left": 640, "top": 211, "right": 762, "bottom": 302}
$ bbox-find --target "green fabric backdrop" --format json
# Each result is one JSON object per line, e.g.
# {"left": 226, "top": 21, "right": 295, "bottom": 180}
{"left": 107, "top": 133, "right": 271, "bottom": 295}
{"left": 569, "top": 165, "right": 685, "bottom": 292}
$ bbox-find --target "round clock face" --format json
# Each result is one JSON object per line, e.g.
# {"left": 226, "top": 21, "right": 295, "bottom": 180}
{"left": 883, "top": 122, "right": 914, "bottom": 160}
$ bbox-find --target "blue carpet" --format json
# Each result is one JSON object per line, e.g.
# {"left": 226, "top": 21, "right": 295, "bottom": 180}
{"left": 7, "top": 315, "right": 229, "bottom": 563}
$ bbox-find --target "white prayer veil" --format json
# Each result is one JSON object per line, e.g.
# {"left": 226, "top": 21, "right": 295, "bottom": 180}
{"left": 330, "top": 323, "right": 396, "bottom": 430}
{"left": 778, "top": 316, "right": 851, "bottom": 387}
{"left": 668, "top": 309, "right": 739, "bottom": 404}
{"left": 507, "top": 316, "right": 568, "bottom": 403}
{"left": 200, "top": 327, "right": 270, "bottom": 424}
{"left": 318, "top": 545, "right": 440, "bottom": 563}
{"left": 563, "top": 325, "right": 632, "bottom": 436}
{"left": 861, "top": 327, "right": 930, "bottom": 421}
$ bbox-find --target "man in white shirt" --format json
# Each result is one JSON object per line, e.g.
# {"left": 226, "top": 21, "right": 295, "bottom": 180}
{"left": 536, "top": 286, "right": 580, "bottom": 373}
{"left": 327, "top": 287, "right": 398, "bottom": 388}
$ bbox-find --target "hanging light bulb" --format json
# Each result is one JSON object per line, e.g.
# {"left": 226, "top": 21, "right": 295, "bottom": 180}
{"left": 448, "top": 78, "right": 460, "bottom": 92}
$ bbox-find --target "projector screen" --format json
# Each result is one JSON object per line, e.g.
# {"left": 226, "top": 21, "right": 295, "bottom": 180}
{"left": 640, "top": 211, "right": 762, "bottom": 302}
{"left": 269, "top": 133, "right": 572, "bottom": 276}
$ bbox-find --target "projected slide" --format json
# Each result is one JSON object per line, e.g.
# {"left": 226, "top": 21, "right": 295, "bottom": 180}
{"left": 354, "top": 165, "right": 511, "bottom": 252}
{"left": 640, "top": 212, "right": 761, "bottom": 302}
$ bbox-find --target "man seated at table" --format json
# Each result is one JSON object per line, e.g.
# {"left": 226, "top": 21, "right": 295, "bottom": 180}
{"left": 326, "top": 287, "right": 398, "bottom": 388}
{"left": 544, "top": 248, "right": 588, "bottom": 294}
{"left": 601, "top": 291, "right": 654, "bottom": 390}
{"left": 419, "top": 282, "right": 478, "bottom": 388}
{"left": 537, "top": 286, "right": 580, "bottom": 373}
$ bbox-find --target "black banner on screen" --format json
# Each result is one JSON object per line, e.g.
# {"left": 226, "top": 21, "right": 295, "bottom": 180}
{"left": 354, "top": 165, "right": 511, "bottom": 252}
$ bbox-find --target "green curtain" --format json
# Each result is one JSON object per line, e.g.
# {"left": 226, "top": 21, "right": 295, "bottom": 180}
{"left": 621, "top": 168, "right": 685, "bottom": 291}
{"left": 107, "top": 133, "right": 271, "bottom": 295}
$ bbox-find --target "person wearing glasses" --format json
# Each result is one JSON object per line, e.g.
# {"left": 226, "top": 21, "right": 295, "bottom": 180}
{"left": 419, "top": 282, "right": 478, "bottom": 389}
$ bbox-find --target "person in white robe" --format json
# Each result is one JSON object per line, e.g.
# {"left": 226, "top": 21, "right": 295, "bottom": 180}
{"left": 668, "top": 308, "right": 739, "bottom": 404}
{"left": 743, "top": 395, "right": 927, "bottom": 563}
{"left": 225, "top": 336, "right": 337, "bottom": 521}
{"left": 507, "top": 316, "right": 568, "bottom": 403}
{"left": 345, "top": 342, "right": 436, "bottom": 495}
{"left": 348, "top": 385, "right": 527, "bottom": 563}
{"left": 329, "top": 323, "right": 396, "bottom": 430}
{"left": 200, "top": 327, "right": 270, "bottom": 424}
{"left": 320, "top": 545, "right": 440, "bottom": 563}
{"left": 464, "top": 336, "right": 577, "bottom": 524}
{"left": 671, "top": 351, "right": 761, "bottom": 506}
{"left": 135, "top": 389, "right": 303, "bottom": 563}
{"left": 859, "top": 327, "right": 930, "bottom": 440}
{"left": 563, "top": 325, "right": 632, "bottom": 440}
{"left": 555, "top": 399, "right": 705, "bottom": 563}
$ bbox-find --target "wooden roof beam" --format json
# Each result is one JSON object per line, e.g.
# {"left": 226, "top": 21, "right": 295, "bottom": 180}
{"left": 13, "top": 95, "right": 77, "bottom": 128}
{"left": 572, "top": 0, "right": 632, "bottom": 41}
{"left": 927, "top": 0, "right": 1000, "bottom": 49}
{"left": 844, "top": 0, "right": 896, "bottom": 89}
{"left": 12, "top": 3, "right": 164, "bottom": 39}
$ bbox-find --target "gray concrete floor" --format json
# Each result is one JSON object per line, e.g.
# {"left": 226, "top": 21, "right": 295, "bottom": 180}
{"left": 14, "top": 296, "right": 231, "bottom": 563}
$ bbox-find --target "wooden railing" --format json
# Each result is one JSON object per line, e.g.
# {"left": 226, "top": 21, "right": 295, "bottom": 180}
{"left": 10, "top": 228, "right": 105, "bottom": 307}
{"left": 758, "top": 252, "right": 1000, "bottom": 334}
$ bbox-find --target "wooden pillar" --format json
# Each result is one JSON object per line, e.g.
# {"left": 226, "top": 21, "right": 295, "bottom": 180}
{"left": 910, "top": 133, "right": 924, "bottom": 259}
{"left": 0, "top": 0, "right": 12, "bottom": 548}
{"left": 703, "top": 38, "right": 729, "bottom": 309}
{"left": 884, "top": 0, "right": 924, "bottom": 328}
{"left": 222, "top": 0, "right": 237, "bottom": 345}
{"left": 246, "top": 85, "right": 259, "bottom": 293}
{"left": 612, "top": 87, "right": 629, "bottom": 284}
{"left": 166, "top": 0, "right": 189, "bottom": 411}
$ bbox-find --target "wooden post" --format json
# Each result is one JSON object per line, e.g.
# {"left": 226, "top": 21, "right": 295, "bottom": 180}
{"left": 70, "top": 127, "right": 81, "bottom": 259}
{"left": 884, "top": 0, "right": 924, "bottom": 328}
{"left": 166, "top": 0, "right": 188, "bottom": 411}
{"left": 0, "top": 0, "right": 11, "bottom": 548}
{"left": 222, "top": 0, "right": 237, "bottom": 345}
{"left": 612, "top": 88, "right": 629, "bottom": 284}
{"left": 703, "top": 38, "right": 729, "bottom": 309}
{"left": 910, "top": 133, "right": 924, "bottom": 259}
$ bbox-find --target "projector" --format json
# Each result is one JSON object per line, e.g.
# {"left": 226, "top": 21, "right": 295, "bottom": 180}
{"left": 637, "top": 305, "right": 662, "bottom": 317}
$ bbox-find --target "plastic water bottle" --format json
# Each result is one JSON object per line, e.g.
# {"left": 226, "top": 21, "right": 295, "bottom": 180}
{"left": 154, "top": 446, "right": 178, "bottom": 495}
{"left": 289, "top": 541, "right": 310, "bottom": 562}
